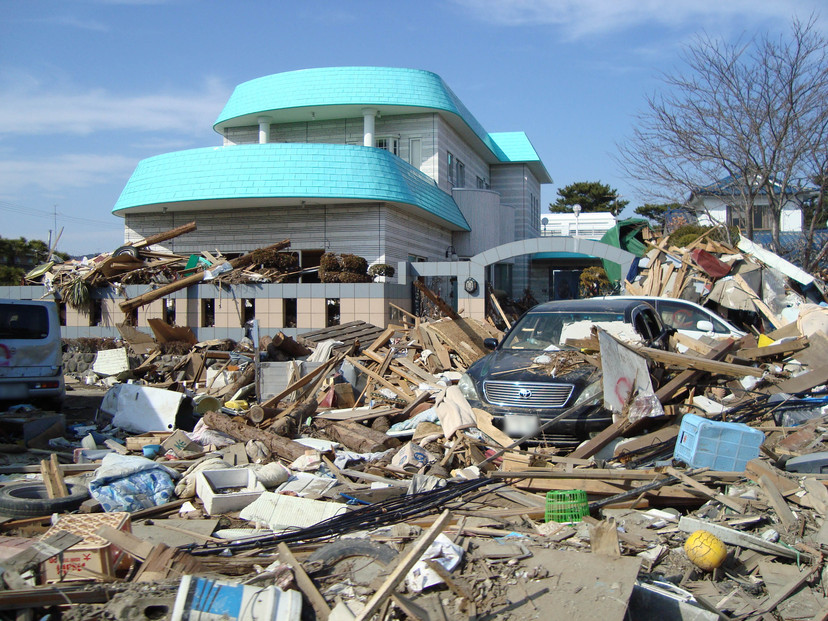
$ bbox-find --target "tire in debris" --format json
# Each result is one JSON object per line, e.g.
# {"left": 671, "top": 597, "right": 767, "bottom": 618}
{"left": 113, "top": 246, "right": 140, "bottom": 258}
{"left": 0, "top": 483, "right": 90, "bottom": 518}
{"left": 307, "top": 539, "right": 399, "bottom": 587}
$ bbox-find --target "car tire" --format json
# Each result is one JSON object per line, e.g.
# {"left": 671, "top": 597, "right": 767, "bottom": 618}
{"left": 307, "top": 539, "right": 399, "bottom": 586}
{"left": 0, "top": 482, "right": 89, "bottom": 518}
{"left": 113, "top": 246, "right": 140, "bottom": 259}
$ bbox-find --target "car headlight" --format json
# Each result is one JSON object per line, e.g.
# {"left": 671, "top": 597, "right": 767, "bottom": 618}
{"left": 457, "top": 373, "right": 480, "bottom": 401}
{"left": 572, "top": 379, "right": 603, "bottom": 406}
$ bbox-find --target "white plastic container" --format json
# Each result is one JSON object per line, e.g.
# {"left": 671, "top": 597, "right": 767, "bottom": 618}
{"left": 673, "top": 413, "right": 764, "bottom": 472}
{"left": 195, "top": 469, "right": 265, "bottom": 515}
{"left": 170, "top": 575, "right": 301, "bottom": 621}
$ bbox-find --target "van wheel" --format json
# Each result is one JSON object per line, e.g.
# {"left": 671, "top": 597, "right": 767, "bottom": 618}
{"left": 0, "top": 483, "right": 89, "bottom": 518}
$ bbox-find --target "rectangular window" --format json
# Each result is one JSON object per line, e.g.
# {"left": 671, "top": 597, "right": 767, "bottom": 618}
{"left": 58, "top": 302, "right": 66, "bottom": 327}
{"left": 447, "top": 152, "right": 455, "bottom": 186}
{"left": 476, "top": 176, "right": 490, "bottom": 189}
{"left": 163, "top": 298, "right": 176, "bottom": 325}
{"left": 326, "top": 298, "right": 340, "bottom": 327}
{"left": 375, "top": 137, "right": 399, "bottom": 156}
{"left": 89, "top": 300, "right": 103, "bottom": 327}
{"left": 242, "top": 299, "right": 255, "bottom": 325}
{"left": 456, "top": 160, "right": 465, "bottom": 188}
{"left": 201, "top": 299, "right": 215, "bottom": 327}
{"left": 284, "top": 298, "right": 297, "bottom": 328}
{"left": 409, "top": 138, "right": 422, "bottom": 168}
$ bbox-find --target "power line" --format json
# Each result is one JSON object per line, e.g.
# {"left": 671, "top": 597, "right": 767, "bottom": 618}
{"left": 0, "top": 199, "right": 123, "bottom": 230}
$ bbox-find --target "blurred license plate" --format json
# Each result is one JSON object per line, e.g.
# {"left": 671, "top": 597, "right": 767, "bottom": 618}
{"left": 504, "top": 414, "right": 538, "bottom": 436}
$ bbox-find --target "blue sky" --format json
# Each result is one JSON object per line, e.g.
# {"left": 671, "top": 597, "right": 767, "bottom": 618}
{"left": 1, "top": 0, "right": 825, "bottom": 255}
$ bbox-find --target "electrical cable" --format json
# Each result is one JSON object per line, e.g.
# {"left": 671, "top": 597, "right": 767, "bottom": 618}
{"left": 185, "top": 477, "right": 495, "bottom": 556}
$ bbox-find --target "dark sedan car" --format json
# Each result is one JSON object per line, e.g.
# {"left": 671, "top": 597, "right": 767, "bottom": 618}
{"left": 458, "top": 298, "right": 669, "bottom": 447}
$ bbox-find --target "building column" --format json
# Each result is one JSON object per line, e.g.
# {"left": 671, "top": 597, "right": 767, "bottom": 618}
{"left": 362, "top": 108, "right": 377, "bottom": 147}
{"left": 258, "top": 116, "right": 271, "bottom": 144}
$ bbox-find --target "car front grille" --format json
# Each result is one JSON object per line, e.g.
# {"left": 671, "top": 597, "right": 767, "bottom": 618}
{"left": 482, "top": 381, "right": 574, "bottom": 409}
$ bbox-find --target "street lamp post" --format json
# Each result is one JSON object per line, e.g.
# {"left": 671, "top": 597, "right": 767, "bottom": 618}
{"left": 573, "top": 204, "right": 582, "bottom": 237}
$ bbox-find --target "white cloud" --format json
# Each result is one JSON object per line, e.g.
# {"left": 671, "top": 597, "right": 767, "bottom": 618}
{"left": 0, "top": 75, "right": 229, "bottom": 137}
{"left": 0, "top": 153, "right": 137, "bottom": 195}
{"left": 450, "top": 0, "right": 820, "bottom": 38}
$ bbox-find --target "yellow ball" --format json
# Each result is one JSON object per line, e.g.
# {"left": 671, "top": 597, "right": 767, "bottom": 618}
{"left": 684, "top": 530, "right": 727, "bottom": 571}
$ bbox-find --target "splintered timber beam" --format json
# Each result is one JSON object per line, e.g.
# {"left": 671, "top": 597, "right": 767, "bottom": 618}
{"left": 119, "top": 239, "right": 290, "bottom": 313}
{"left": 131, "top": 220, "right": 197, "bottom": 249}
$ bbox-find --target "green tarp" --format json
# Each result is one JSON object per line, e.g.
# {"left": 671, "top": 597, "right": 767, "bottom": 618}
{"left": 599, "top": 218, "right": 651, "bottom": 282}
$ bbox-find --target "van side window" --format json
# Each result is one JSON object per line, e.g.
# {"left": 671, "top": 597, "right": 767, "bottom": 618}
{"left": 0, "top": 304, "right": 49, "bottom": 339}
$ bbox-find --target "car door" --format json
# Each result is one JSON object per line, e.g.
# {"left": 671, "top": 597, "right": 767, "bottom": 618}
{"left": 654, "top": 299, "right": 734, "bottom": 340}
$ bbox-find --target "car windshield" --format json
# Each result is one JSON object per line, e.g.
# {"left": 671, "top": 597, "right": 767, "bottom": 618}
{"left": 501, "top": 311, "right": 626, "bottom": 350}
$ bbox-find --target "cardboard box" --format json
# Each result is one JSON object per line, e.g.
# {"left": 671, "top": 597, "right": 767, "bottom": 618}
{"left": 196, "top": 469, "right": 265, "bottom": 515}
{"left": 161, "top": 429, "right": 201, "bottom": 458}
{"left": 125, "top": 431, "right": 173, "bottom": 451}
{"left": 41, "top": 512, "right": 131, "bottom": 582}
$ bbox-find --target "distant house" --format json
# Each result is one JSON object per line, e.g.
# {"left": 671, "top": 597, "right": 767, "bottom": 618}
{"left": 687, "top": 174, "right": 806, "bottom": 233}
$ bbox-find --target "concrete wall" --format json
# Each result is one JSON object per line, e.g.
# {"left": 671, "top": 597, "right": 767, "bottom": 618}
{"left": 0, "top": 283, "right": 412, "bottom": 341}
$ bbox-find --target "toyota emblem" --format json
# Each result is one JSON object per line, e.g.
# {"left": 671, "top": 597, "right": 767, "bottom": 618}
{"left": 518, "top": 388, "right": 532, "bottom": 399}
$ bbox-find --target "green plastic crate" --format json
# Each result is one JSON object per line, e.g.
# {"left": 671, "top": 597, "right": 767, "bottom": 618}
{"left": 545, "top": 490, "right": 589, "bottom": 524}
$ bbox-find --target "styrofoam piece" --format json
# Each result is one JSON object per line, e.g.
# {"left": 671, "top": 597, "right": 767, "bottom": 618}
{"left": 92, "top": 348, "right": 130, "bottom": 377}
{"left": 196, "top": 469, "right": 266, "bottom": 515}
{"left": 239, "top": 492, "right": 348, "bottom": 530}
{"left": 673, "top": 413, "right": 764, "bottom": 472}
{"left": 276, "top": 472, "right": 337, "bottom": 498}
{"left": 294, "top": 437, "right": 340, "bottom": 451}
{"left": 101, "top": 383, "right": 189, "bottom": 433}
{"left": 171, "top": 574, "right": 301, "bottom": 621}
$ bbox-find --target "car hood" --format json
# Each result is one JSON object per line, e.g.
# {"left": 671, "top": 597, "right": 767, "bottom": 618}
{"left": 467, "top": 349, "right": 597, "bottom": 385}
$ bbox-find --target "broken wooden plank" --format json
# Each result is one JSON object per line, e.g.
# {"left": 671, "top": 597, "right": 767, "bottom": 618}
{"left": 354, "top": 510, "right": 453, "bottom": 621}
{"left": 277, "top": 542, "right": 331, "bottom": 621}
{"left": 758, "top": 475, "right": 797, "bottom": 530}
{"left": 678, "top": 516, "right": 806, "bottom": 560}
{"left": 120, "top": 239, "right": 290, "bottom": 313}
{"left": 39, "top": 454, "right": 68, "bottom": 499}
{"left": 636, "top": 346, "right": 765, "bottom": 377}
{"left": 665, "top": 467, "right": 745, "bottom": 513}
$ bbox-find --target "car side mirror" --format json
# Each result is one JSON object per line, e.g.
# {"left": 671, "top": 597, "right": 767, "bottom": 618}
{"left": 483, "top": 337, "right": 498, "bottom": 350}
{"left": 696, "top": 320, "right": 714, "bottom": 332}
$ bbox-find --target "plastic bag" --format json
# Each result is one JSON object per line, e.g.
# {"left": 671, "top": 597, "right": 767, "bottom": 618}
{"left": 89, "top": 454, "right": 178, "bottom": 512}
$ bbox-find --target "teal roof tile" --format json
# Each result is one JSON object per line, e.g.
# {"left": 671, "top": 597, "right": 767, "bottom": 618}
{"left": 113, "top": 143, "right": 470, "bottom": 231}
{"left": 214, "top": 67, "right": 542, "bottom": 168}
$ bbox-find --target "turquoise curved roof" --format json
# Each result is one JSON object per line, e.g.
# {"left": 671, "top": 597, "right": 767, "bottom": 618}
{"left": 214, "top": 67, "right": 548, "bottom": 178}
{"left": 112, "top": 143, "right": 470, "bottom": 231}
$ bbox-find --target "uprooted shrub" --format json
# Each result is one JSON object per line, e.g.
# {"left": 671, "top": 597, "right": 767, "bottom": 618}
{"left": 340, "top": 253, "right": 368, "bottom": 274}
{"left": 368, "top": 263, "right": 395, "bottom": 278}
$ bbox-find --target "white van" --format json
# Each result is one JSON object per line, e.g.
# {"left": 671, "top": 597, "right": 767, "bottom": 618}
{"left": 0, "top": 299, "right": 65, "bottom": 407}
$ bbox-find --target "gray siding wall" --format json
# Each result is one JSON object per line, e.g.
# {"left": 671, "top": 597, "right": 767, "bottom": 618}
{"left": 223, "top": 113, "right": 441, "bottom": 181}
{"left": 451, "top": 189, "right": 513, "bottom": 258}
{"left": 124, "top": 203, "right": 453, "bottom": 266}
{"left": 434, "top": 117, "right": 492, "bottom": 194}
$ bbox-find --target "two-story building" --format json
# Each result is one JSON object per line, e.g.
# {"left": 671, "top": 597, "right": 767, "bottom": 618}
{"left": 58, "top": 67, "right": 550, "bottom": 337}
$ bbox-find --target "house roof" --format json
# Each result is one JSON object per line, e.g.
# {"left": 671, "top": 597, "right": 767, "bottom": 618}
{"left": 112, "top": 143, "right": 471, "bottom": 231}
{"left": 213, "top": 67, "right": 551, "bottom": 182}
{"left": 690, "top": 174, "right": 813, "bottom": 198}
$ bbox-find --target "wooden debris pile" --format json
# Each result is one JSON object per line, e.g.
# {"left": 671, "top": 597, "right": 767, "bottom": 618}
{"left": 4, "top": 249, "right": 828, "bottom": 619}
{"left": 624, "top": 226, "right": 825, "bottom": 333}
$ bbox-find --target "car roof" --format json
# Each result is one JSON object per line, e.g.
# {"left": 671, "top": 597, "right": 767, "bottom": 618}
{"left": 526, "top": 298, "right": 656, "bottom": 314}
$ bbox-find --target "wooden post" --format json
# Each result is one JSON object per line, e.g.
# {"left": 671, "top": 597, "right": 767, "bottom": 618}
{"left": 119, "top": 239, "right": 290, "bottom": 313}
{"left": 40, "top": 454, "right": 68, "bottom": 499}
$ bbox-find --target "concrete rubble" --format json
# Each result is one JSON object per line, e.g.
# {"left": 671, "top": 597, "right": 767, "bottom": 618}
{"left": 1, "top": 226, "right": 828, "bottom": 620}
